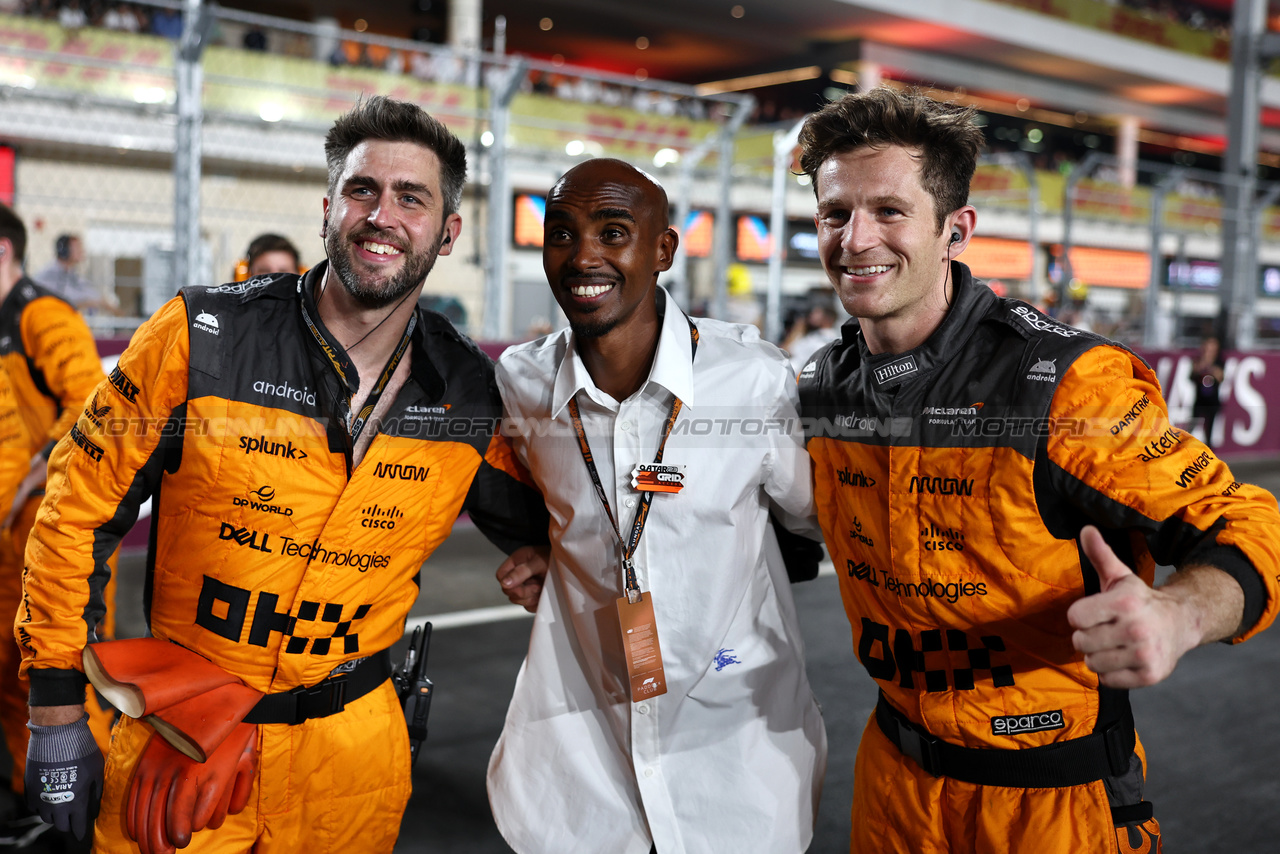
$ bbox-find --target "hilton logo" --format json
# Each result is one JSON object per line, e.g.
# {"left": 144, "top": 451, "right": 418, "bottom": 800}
{"left": 872, "top": 355, "right": 918, "bottom": 386}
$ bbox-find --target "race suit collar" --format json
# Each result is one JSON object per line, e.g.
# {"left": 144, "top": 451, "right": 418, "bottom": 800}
{"left": 851, "top": 262, "right": 998, "bottom": 390}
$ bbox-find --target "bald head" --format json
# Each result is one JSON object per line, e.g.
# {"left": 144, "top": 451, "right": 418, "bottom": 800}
{"left": 541, "top": 157, "right": 679, "bottom": 344}
{"left": 550, "top": 158, "right": 671, "bottom": 231}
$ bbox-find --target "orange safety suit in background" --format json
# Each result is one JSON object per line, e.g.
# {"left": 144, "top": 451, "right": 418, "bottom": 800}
{"left": 0, "top": 278, "right": 116, "bottom": 794}
{"left": 799, "top": 264, "right": 1280, "bottom": 854}
{"left": 16, "top": 267, "right": 549, "bottom": 852}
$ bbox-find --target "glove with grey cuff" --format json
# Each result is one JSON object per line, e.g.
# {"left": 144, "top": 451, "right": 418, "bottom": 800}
{"left": 25, "top": 714, "right": 104, "bottom": 840}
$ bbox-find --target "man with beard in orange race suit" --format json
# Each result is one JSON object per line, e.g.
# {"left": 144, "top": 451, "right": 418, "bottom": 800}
{"left": 0, "top": 202, "right": 117, "bottom": 837}
{"left": 15, "top": 97, "right": 548, "bottom": 851}
{"left": 794, "top": 87, "right": 1280, "bottom": 853}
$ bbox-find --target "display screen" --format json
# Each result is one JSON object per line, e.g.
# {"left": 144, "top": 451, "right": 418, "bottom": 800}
{"left": 513, "top": 193, "right": 546, "bottom": 248}
{"left": 786, "top": 220, "right": 821, "bottom": 265}
{"left": 680, "top": 210, "right": 713, "bottom": 258}
{"left": 736, "top": 214, "right": 772, "bottom": 262}
{"left": 1166, "top": 258, "right": 1220, "bottom": 291}
{"left": 0, "top": 146, "right": 13, "bottom": 207}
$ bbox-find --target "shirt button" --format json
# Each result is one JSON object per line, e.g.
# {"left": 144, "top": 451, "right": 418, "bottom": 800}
{"left": 637, "top": 704, "right": 649, "bottom": 715}
{"left": 624, "top": 497, "right": 637, "bottom": 508}
{"left": 620, "top": 421, "right": 632, "bottom": 432}
{"left": 643, "top": 768, "right": 655, "bottom": 778}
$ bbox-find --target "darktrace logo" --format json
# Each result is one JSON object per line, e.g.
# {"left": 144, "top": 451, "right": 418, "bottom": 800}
{"left": 846, "top": 559, "right": 879, "bottom": 586}
{"left": 991, "top": 709, "right": 1065, "bottom": 736}
{"left": 218, "top": 522, "right": 273, "bottom": 553}
{"left": 233, "top": 485, "right": 294, "bottom": 517}
{"left": 373, "top": 462, "right": 429, "bottom": 482}
{"left": 254, "top": 379, "right": 317, "bottom": 407}
{"left": 836, "top": 466, "right": 876, "bottom": 488}
{"left": 362, "top": 504, "right": 404, "bottom": 529}
{"left": 908, "top": 476, "right": 974, "bottom": 496}
{"left": 1176, "top": 450, "right": 1213, "bottom": 488}
{"left": 849, "top": 516, "right": 874, "bottom": 548}
{"left": 69, "top": 424, "right": 104, "bottom": 462}
{"left": 109, "top": 365, "right": 139, "bottom": 403}
{"left": 872, "top": 355, "right": 918, "bottom": 386}
{"left": 238, "top": 435, "right": 308, "bottom": 461}
{"left": 85, "top": 394, "right": 110, "bottom": 429}
{"left": 1109, "top": 396, "right": 1150, "bottom": 435}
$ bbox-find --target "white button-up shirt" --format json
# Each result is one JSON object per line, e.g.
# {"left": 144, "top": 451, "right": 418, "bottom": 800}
{"left": 488, "top": 292, "right": 827, "bottom": 854}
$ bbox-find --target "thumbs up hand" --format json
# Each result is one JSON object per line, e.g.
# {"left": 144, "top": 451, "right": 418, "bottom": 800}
{"left": 1066, "top": 526, "right": 1202, "bottom": 689}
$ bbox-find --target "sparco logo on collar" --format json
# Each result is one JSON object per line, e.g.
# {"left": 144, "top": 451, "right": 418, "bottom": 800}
{"left": 193, "top": 312, "right": 220, "bottom": 336}
{"left": 206, "top": 277, "right": 271, "bottom": 296}
{"left": 872, "top": 355, "right": 918, "bottom": 385}
{"left": 1012, "top": 305, "right": 1079, "bottom": 338}
{"left": 991, "top": 710, "right": 1065, "bottom": 736}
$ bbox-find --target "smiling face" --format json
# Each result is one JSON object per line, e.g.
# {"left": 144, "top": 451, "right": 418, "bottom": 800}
{"left": 815, "top": 144, "right": 973, "bottom": 353}
{"left": 542, "top": 159, "right": 677, "bottom": 341}
{"left": 323, "top": 139, "right": 461, "bottom": 308}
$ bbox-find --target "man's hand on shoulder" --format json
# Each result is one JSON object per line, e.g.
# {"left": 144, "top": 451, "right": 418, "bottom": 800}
{"left": 1067, "top": 525, "right": 1243, "bottom": 688}
{"left": 497, "top": 545, "right": 549, "bottom": 613}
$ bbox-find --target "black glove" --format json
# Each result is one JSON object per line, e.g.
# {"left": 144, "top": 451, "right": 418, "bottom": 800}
{"left": 25, "top": 714, "right": 104, "bottom": 840}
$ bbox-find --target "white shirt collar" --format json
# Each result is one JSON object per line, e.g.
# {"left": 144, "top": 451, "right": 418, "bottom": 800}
{"left": 550, "top": 287, "right": 696, "bottom": 417}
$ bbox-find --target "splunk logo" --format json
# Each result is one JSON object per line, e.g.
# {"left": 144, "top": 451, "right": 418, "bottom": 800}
{"left": 836, "top": 467, "right": 876, "bottom": 488}
{"left": 991, "top": 710, "right": 1065, "bottom": 736}
{"left": 238, "top": 435, "right": 308, "bottom": 461}
{"left": 254, "top": 380, "right": 317, "bottom": 407}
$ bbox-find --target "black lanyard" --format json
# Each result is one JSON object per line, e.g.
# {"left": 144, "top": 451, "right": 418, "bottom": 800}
{"left": 567, "top": 320, "right": 698, "bottom": 603}
{"left": 300, "top": 297, "right": 416, "bottom": 448}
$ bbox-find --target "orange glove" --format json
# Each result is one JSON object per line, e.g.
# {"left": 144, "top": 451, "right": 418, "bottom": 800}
{"left": 125, "top": 723, "right": 257, "bottom": 854}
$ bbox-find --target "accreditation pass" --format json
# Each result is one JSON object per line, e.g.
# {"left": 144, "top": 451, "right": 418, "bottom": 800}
{"left": 616, "top": 592, "right": 668, "bottom": 700}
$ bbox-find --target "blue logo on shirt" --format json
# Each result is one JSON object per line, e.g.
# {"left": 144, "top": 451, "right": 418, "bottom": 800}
{"left": 714, "top": 648, "right": 741, "bottom": 672}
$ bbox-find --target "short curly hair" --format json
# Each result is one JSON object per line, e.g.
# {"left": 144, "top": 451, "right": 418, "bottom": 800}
{"left": 798, "top": 87, "right": 985, "bottom": 233}
{"left": 325, "top": 95, "right": 467, "bottom": 216}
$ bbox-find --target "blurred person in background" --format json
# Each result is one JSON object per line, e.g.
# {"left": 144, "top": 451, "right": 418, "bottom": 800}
{"left": 785, "top": 300, "right": 839, "bottom": 372}
{"left": 796, "top": 86, "right": 1280, "bottom": 854}
{"left": 241, "top": 233, "right": 301, "bottom": 279}
{"left": 1191, "top": 334, "right": 1224, "bottom": 445}
{"left": 0, "top": 203, "right": 116, "bottom": 848}
{"left": 488, "top": 158, "right": 826, "bottom": 854}
{"left": 16, "top": 96, "right": 548, "bottom": 852}
{"left": 32, "top": 234, "right": 116, "bottom": 315}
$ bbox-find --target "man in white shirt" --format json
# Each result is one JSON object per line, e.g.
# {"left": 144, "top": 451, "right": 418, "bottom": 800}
{"left": 487, "top": 158, "right": 827, "bottom": 854}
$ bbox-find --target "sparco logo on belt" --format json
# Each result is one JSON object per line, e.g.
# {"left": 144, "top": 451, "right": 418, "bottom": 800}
{"left": 991, "top": 710, "right": 1065, "bottom": 736}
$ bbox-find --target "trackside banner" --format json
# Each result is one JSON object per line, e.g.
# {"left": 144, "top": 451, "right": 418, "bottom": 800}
{"left": 1136, "top": 348, "right": 1279, "bottom": 459}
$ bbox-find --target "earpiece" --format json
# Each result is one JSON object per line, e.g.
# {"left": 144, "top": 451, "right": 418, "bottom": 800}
{"left": 442, "top": 235, "right": 451, "bottom": 245}
{"left": 949, "top": 229, "right": 961, "bottom": 245}
{"left": 320, "top": 220, "right": 328, "bottom": 239}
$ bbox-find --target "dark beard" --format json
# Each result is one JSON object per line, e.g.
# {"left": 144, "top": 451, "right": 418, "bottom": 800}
{"left": 567, "top": 316, "right": 619, "bottom": 339}
{"left": 327, "top": 225, "right": 443, "bottom": 309}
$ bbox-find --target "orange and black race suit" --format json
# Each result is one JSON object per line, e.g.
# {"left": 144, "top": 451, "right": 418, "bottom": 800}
{"left": 0, "top": 278, "right": 115, "bottom": 793}
{"left": 16, "top": 266, "right": 548, "bottom": 852}
{"left": 799, "top": 264, "right": 1280, "bottom": 854}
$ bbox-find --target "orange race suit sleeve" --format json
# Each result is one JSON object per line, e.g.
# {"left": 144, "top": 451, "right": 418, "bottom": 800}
{"left": 0, "top": 368, "right": 30, "bottom": 523}
{"left": 22, "top": 295, "right": 106, "bottom": 458}
{"left": 1044, "top": 344, "right": 1280, "bottom": 641}
{"left": 17, "top": 297, "right": 190, "bottom": 705}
